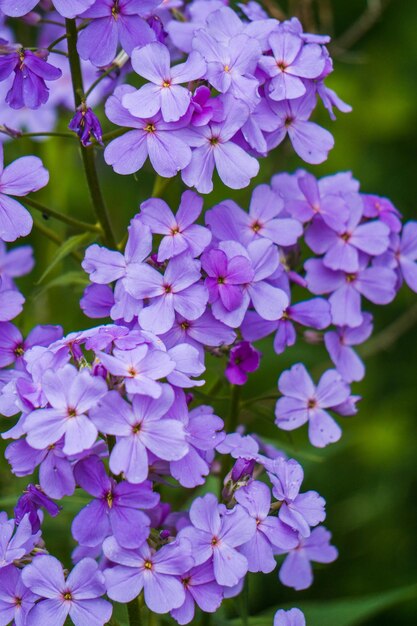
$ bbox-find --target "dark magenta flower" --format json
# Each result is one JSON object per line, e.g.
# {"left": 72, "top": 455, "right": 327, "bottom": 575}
{"left": 14, "top": 484, "right": 61, "bottom": 532}
{"left": 225, "top": 341, "right": 261, "bottom": 385}
{"left": 69, "top": 105, "right": 103, "bottom": 146}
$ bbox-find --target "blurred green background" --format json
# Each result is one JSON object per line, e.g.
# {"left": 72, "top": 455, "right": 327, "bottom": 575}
{"left": 1, "top": 0, "right": 417, "bottom": 623}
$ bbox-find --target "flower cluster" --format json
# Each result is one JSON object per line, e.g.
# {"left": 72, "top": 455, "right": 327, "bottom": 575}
{"left": 0, "top": 1, "right": 413, "bottom": 625}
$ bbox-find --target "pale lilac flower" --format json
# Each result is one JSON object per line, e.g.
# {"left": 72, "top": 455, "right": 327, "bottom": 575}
{"left": 0, "top": 323, "right": 62, "bottom": 368}
{"left": 124, "top": 254, "right": 208, "bottom": 335}
{"left": 90, "top": 385, "right": 188, "bottom": 483}
{"left": 362, "top": 194, "right": 402, "bottom": 233}
{"left": 275, "top": 364, "right": 350, "bottom": 447}
{"left": 266, "top": 457, "right": 326, "bottom": 536}
{"left": 21, "top": 555, "right": 112, "bottom": 626}
{"left": 0, "top": 565, "right": 38, "bottom": 626}
{"left": 378, "top": 221, "right": 417, "bottom": 292}
{"left": 193, "top": 30, "right": 261, "bottom": 107}
{"left": 278, "top": 526, "right": 338, "bottom": 590}
{"left": 139, "top": 191, "right": 211, "bottom": 262}
{"left": 324, "top": 313, "right": 373, "bottom": 383}
{"left": 0, "top": 0, "right": 95, "bottom": 18}
{"left": 0, "top": 513, "right": 38, "bottom": 568}
{"left": 170, "top": 562, "right": 223, "bottom": 625}
{"left": 103, "top": 537, "right": 194, "bottom": 612}
{"left": 305, "top": 258, "right": 397, "bottom": 328}
{"left": 24, "top": 364, "right": 107, "bottom": 455}
{"left": 78, "top": 0, "right": 157, "bottom": 67}
{"left": 123, "top": 42, "right": 206, "bottom": 122}
{"left": 235, "top": 481, "right": 298, "bottom": 573}
{"left": 0, "top": 283, "right": 24, "bottom": 321}
{"left": 0, "top": 145, "right": 49, "bottom": 242}
{"left": 305, "top": 202, "right": 390, "bottom": 272}
{"left": 96, "top": 344, "right": 174, "bottom": 397}
{"left": 274, "top": 608, "right": 306, "bottom": 626}
{"left": 180, "top": 494, "right": 256, "bottom": 587}
{"left": 105, "top": 85, "right": 192, "bottom": 177}
{"left": 181, "top": 95, "right": 259, "bottom": 193}
{"left": 266, "top": 92, "right": 334, "bottom": 165}
{"left": 260, "top": 26, "right": 325, "bottom": 101}
{"left": 0, "top": 242, "right": 34, "bottom": 284}
{"left": 72, "top": 455, "right": 158, "bottom": 548}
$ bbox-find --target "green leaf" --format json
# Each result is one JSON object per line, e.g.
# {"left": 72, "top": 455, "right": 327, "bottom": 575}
{"left": 228, "top": 584, "right": 417, "bottom": 626}
{"left": 36, "top": 232, "right": 93, "bottom": 284}
{"left": 34, "top": 270, "right": 89, "bottom": 298}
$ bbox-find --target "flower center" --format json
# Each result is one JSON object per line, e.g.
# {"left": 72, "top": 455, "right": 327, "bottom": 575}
{"left": 251, "top": 220, "right": 262, "bottom": 233}
{"left": 162, "top": 79, "right": 171, "bottom": 88}
{"left": 128, "top": 367, "right": 138, "bottom": 377}
{"left": 217, "top": 276, "right": 225, "bottom": 284}
{"left": 284, "top": 116, "right": 294, "bottom": 128}
{"left": 111, "top": 1, "right": 120, "bottom": 18}
{"left": 170, "top": 225, "right": 181, "bottom": 235}
{"left": 307, "top": 398, "right": 317, "bottom": 409}
{"left": 62, "top": 591, "right": 72, "bottom": 601}
{"left": 277, "top": 60, "right": 288, "bottom": 71}
{"left": 164, "top": 283, "right": 173, "bottom": 294}
{"left": 144, "top": 124, "right": 156, "bottom": 134}
{"left": 345, "top": 273, "right": 357, "bottom": 283}
{"left": 224, "top": 64, "right": 230, "bottom": 72}
{"left": 209, "top": 136, "right": 220, "bottom": 146}
{"left": 211, "top": 536, "right": 219, "bottom": 546}
{"left": 13, "top": 596, "right": 22, "bottom": 607}
{"left": 180, "top": 321, "right": 190, "bottom": 330}
{"left": 106, "top": 491, "right": 114, "bottom": 508}
{"left": 144, "top": 560, "right": 153, "bottom": 570}
{"left": 67, "top": 407, "right": 77, "bottom": 418}
{"left": 341, "top": 232, "right": 351, "bottom": 242}
{"left": 132, "top": 422, "right": 141, "bottom": 434}
{"left": 14, "top": 344, "right": 25, "bottom": 357}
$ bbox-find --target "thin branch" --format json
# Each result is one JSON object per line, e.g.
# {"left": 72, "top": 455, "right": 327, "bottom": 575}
{"left": 360, "top": 302, "right": 417, "bottom": 358}
{"left": 330, "top": 0, "right": 391, "bottom": 54}
{"left": 23, "top": 196, "right": 101, "bottom": 233}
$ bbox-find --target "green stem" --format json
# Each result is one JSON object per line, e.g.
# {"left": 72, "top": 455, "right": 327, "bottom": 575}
{"left": 0, "top": 129, "right": 75, "bottom": 140}
{"left": 228, "top": 384, "right": 241, "bottom": 434}
{"left": 84, "top": 64, "right": 117, "bottom": 99}
{"left": 151, "top": 175, "right": 170, "bottom": 198}
{"left": 23, "top": 197, "right": 101, "bottom": 233}
{"left": 127, "top": 599, "right": 142, "bottom": 626}
{"left": 48, "top": 32, "right": 68, "bottom": 51}
{"left": 65, "top": 18, "right": 117, "bottom": 248}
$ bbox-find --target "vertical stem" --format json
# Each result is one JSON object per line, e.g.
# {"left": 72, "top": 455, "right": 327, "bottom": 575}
{"left": 228, "top": 384, "right": 241, "bottom": 434}
{"left": 127, "top": 599, "right": 142, "bottom": 626}
{"left": 65, "top": 19, "right": 117, "bottom": 248}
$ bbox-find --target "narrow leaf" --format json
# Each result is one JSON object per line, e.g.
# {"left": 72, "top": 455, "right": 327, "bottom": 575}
{"left": 36, "top": 232, "right": 93, "bottom": 284}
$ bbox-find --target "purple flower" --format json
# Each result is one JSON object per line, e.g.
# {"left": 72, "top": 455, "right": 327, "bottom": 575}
{"left": 160, "top": 310, "right": 236, "bottom": 357}
{"left": 0, "top": 145, "right": 49, "bottom": 242}
{"left": 180, "top": 493, "right": 256, "bottom": 587}
{"left": 103, "top": 537, "right": 194, "bottom": 612}
{"left": 242, "top": 297, "right": 331, "bottom": 355}
{"left": 285, "top": 170, "right": 350, "bottom": 231}
{"left": 260, "top": 26, "right": 325, "bottom": 101}
{"left": 0, "top": 513, "right": 38, "bottom": 568}
{"left": 69, "top": 105, "right": 103, "bottom": 146}
{"left": 225, "top": 341, "right": 261, "bottom": 385}
{"left": 324, "top": 313, "right": 373, "bottom": 383}
{"left": 123, "top": 42, "right": 206, "bottom": 122}
{"left": 181, "top": 95, "right": 260, "bottom": 193}
{"left": 275, "top": 364, "right": 350, "bottom": 447}
{"left": 0, "top": 45, "right": 62, "bottom": 110}
{"left": 278, "top": 526, "right": 338, "bottom": 590}
{"left": 305, "top": 203, "right": 390, "bottom": 272}
{"left": 362, "top": 194, "right": 402, "bottom": 233}
{"left": 24, "top": 364, "right": 107, "bottom": 455}
{"left": 266, "top": 457, "right": 326, "bottom": 536}
{"left": 0, "top": 323, "right": 62, "bottom": 368}
{"left": 96, "top": 344, "right": 174, "bottom": 397}
{"left": 77, "top": 0, "right": 157, "bottom": 67}
{"left": 235, "top": 481, "right": 298, "bottom": 573}
{"left": 206, "top": 184, "right": 302, "bottom": 247}
{"left": 105, "top": 85, "right": 192, "bottom": 177}
{"left": 202, "top": 248, "right": 254, "bottom": 317}
{"left": 0, "top": 284, "right": 24, "bottom": 321}
{"left": 170, "top": 404, "right": 225, "bottom": 488}
{"left": 139, "top": 191, "right": 211, "bottom": 262}
{"left": 170, "top": 562, "right": 223, "bottom": 625}
{"left": 193, "top": 30, "right": 261, "bottom": 107}
{"left": 1, "top": 0, "right": 95, "bottom": 18}
{"left": 124, "top": 254, "right": 208, "bottom": 335}
{"left": 266, "top": 92, "right": 334, "bottom": 164}
{"left": 274, "top": 608, "right": 306, "bottom": 626}
{"left": 90, "top": 385, "right": 188, "bottom": 483}
{"left": 0, "top": 564, "right": 38, "bottom": 626}
{"left": 380, "top": 221, "right": 417, "bottom": 292}
{"left": 21, "top": 555, "right": 112, "bottom": 626}
{"left": 0, "top": 242, "right": 34, "bottom": 283}
{"left": 72, "top": 455, "right": 159, "bottom": 548}
{"left": 305, "top": 258, "right": 397, "bottom": 328}
{"left": 15, "top": 484, "right": 61, "bottom": 533}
